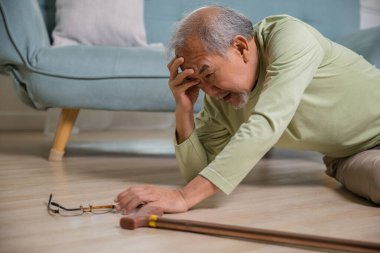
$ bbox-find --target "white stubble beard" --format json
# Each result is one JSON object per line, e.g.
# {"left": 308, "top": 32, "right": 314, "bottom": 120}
{"left": 232, "top": 92, "right": 249, "bottom": 109}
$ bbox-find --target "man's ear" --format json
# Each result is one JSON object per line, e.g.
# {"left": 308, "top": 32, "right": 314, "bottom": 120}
{"left": 231, "top": 35, "right": 250, "bottom": 62}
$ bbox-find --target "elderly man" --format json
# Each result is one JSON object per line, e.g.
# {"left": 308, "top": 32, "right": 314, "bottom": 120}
{"left": 115, "top": 6, "right": 380, "bottom": 213}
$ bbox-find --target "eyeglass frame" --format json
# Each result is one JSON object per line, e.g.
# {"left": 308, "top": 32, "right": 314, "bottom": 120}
{"left": 47, "top": 193, "right": 117, "bottom": 216}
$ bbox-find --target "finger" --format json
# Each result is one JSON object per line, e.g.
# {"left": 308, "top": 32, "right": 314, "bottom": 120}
{"left": 115, "top": 187, "right": 145, "bottom": 204}
{"left": 117, "top": 194, "right": 137, "bottom": 211}
{"left": 167, "top": 57, "right": 183, "bottom": 71}
{"left": 117, "top": 186, "right": 154, "bottom": 210}
{"left": 166, "top": 57, "right": 177, "bottom": 69}
{"left": 168, "top": 57, "right": 184, "bottom": 80}
{"left": 173, "top": 79, "right": 200, "bottom": 94}
{"left": 121, "top": 189, "right": 155, "bottom": 214}
{"left": 124, "top": 197, "right": 151, "bottom": 214}
{"left": 170, "top": 69, "right": 195, "bottom": 89}
{"left": 115, "top": 189, "right": 131, "bottom": 203}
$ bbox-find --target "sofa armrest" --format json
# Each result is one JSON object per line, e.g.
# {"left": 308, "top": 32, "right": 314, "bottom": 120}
{"left": 336, "top": 27, "right": 380, "bottom": 68}
{"left": 0, "top": 0, "right": 50, "bottom": 67}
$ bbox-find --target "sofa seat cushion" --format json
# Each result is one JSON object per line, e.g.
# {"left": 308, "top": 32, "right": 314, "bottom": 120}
{"left": 31, "top": 45, "right": 168, "bottom": 79}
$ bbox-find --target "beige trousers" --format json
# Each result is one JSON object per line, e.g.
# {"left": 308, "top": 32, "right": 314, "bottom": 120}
{"left": 323, "top": 145, "right": 380, "bottom": 205}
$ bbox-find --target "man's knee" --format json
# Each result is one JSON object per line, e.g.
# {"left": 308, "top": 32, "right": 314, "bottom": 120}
{"left": 333, "top": 148, "right": 380, "bottom": 205}
{"left": 369, "top": 168, "right": 380, "bottom": 204}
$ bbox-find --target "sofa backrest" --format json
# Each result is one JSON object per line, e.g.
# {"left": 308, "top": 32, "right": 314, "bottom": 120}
{"left": 38, "top": 0, "right": 360, "bottom": 45}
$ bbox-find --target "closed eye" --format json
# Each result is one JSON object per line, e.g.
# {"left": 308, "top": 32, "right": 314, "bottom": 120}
{"left": 185, "top": 77, "right": 196, "bottom": 81}
{"left": 205, "top": 73, "right": 214, "bottom": 79}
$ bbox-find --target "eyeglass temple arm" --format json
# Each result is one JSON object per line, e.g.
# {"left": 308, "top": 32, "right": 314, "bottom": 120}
{"left": 48, "top": 194, "right": 81, "bottom": 211}
{"left": 49, "top": 194, "right": 115, "bottom": 211}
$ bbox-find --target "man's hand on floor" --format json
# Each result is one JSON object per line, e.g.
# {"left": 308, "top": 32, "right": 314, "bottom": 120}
{"left": 114, "top": 185, "right": 189, "bottom": 214}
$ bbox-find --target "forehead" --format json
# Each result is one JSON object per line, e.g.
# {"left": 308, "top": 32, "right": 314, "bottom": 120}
{"left": 177, "top": 49, "right": 225, "bottom": 73}
{"left": 176, "top": 37, "right": 220, "bottom": 71}
{"left": 180, "top": 55, "right": 213, "bottom": 72}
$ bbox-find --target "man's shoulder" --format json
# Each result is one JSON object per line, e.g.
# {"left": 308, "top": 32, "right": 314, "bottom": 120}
{"left": 254, "top": 14, "right": 321, "bottom": 51}
{"left": 254, "top": 14, "right": 295, "bottom": 26}
{"left": 253, "top": 15, "right": 307, "bottom": 35}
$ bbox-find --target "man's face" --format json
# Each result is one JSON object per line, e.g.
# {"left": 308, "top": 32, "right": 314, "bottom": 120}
{"left": 177, "top": 37, "right": 256, "bottom": 109}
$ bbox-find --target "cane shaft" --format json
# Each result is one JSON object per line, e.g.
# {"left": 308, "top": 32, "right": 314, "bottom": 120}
{"left": 151, "top": 217, "right": 380, "bottom": 253}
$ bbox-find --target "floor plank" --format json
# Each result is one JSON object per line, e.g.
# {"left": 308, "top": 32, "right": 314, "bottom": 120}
{"left": 0, "top": 131, "right": 379, "bottom": 253}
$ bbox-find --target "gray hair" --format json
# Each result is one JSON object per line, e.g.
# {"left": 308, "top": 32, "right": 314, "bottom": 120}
{"left": 167, "top": 5, "right": 254, "bottom": 57}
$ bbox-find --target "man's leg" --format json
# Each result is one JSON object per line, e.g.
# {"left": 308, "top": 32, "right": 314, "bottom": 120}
{"left": 323, "top": 145, "right": 380, "bottom": 205}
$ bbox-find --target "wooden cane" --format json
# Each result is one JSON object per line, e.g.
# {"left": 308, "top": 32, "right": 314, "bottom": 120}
{"left": 120, "top": 207, "right": 380, "bottom": 253}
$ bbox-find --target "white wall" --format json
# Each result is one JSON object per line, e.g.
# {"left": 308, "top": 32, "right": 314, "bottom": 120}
{"left": 1, "top": 0, "right": 379, "bottom": 131}
{"left": 361, "top": 0, "right": 380, "bottom": 28}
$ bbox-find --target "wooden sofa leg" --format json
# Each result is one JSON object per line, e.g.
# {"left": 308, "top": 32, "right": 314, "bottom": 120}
{"left": 49, "top": 108, "right": 80, "bottom": 161}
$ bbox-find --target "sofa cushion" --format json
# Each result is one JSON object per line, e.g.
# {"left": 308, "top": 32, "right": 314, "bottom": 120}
{"left": 32, "top": 45, "right": 168, "bottom": 78}
{"left": 336, "top": 27, "right": 380, "bottom": 68}
{"left": 52, "top": 0, "right": 147, "bottom": 47}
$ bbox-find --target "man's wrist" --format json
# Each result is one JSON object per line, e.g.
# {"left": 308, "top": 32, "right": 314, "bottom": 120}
{"left": 177, "top": 188, "right": 190, "bottom": 210}
{"left": 178, "top": 175, "right": 220, "bottom": 210}
{"left": 175, "top": 109, "right": 195, "bottom": 144}
{"left": 175, "top": 105, "right": 194, "bottom": 115}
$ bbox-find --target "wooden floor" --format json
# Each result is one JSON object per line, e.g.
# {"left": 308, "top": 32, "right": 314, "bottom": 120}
{"left": 0, "top": 130, "right": 379, "bottom": 253}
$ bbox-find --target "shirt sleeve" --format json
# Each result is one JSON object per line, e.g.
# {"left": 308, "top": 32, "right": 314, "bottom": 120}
{"left": 199, "top": 20, "right": 325, "bottom": 194}
{"left": 174, "top": 104, "right": 232, "bottom": 182}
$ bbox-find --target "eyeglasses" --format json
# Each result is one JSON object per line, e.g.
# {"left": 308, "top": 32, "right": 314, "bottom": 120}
{"left": 47, "top": 194, "right": 117, "bottom": 216}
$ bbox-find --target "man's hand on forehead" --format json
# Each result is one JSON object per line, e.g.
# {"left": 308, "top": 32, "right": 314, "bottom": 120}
{"left": 166, "top": 56, "right": 200, "bottom": 111}
{"left": 177, "top": 57, "right": 191, "bottom": 72}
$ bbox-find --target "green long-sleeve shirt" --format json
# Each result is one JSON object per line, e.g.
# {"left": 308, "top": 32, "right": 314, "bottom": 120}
{"left": 174, "top": 15, "right": 380, "bottom": 195}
